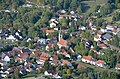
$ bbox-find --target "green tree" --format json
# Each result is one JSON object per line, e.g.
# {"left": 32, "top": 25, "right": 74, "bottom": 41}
{"left": 44, "top": 61, "right": 50, "bottom": 71}
{"left": 77, "top": 6, "right": 82, "bottom": 14}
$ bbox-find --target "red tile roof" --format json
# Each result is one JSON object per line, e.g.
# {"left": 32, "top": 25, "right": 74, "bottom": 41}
{"left": 98, "top": 31, "right": 103, "bottom": 35}
{"left": 40, "top": 56, "right": 48, "bottom": 61}
{"left": 97, "top": 60, "right": 105, "bottom": 64}
{"left": 98, "top": 43, "right": 107, "bottom": 47}
{"left": 94, "top": 35, "right": 99, "bottom": 39}
{"left": 58, "top": 38, "right": 67, "bottom": 47}
{"left": 48, "top": 44, "right": 54, "bottom": 48}
{"left": 116, "top": 64, "right": 120, "bottom": 68}
{"left": 34, "top": 50, "right": 40, "bottom": 56}
{"left": 41, "top": 52, "right": 49, "bottom": 57}
{"left": 46, "top": 30, "right": 54, "bottom": 34}
{"left": 82, "top": 55, "right": 92, "bottom": 60}
{"left": 62, "top": 60, "right": 70, "bottom": 66}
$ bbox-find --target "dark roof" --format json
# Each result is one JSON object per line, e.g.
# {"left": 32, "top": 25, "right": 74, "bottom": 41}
{"left": 0, "top": 43, "right": 5, "bottom": 48}
{"left": 22, "top": 48, "right": 31, "bottom": 53}
{"left": 103, "top": 33, "right": 112, "bottom": 39}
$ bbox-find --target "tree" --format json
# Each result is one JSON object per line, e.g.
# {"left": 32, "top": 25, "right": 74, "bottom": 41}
{"left": 70, "top": 0, "right": 77, "bottom": 9}
{"left": 68, "top": 20, "right": 76, "bottom": 32}
{"left": 63, "top": 0, "right": 70, "bottom": 9}
{"left": 57, "top": 0, "right": 64, "bottom": 9}
{"left": 13, "top": 68, "right": 19, "bottom": 79}
{"left": 44, "top": 61, "right": 50, "bottom": 71}
{"left": 77, "top": 6, "right": 82, "bottom": 14}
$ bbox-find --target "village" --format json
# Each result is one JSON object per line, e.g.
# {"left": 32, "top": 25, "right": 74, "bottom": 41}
{"left": 0, "top": 8, "right": 120, "bottom": 78}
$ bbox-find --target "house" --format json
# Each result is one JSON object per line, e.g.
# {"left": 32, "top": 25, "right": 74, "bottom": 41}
{"left": 39, "top": 52, "right": 49, "bottom": 61}
{"left": 94, "top": 35, "right": 101, "bottom": 42}
{"left": 6, "top": 35, "right": 17, "bottom": 42}
{"left": 46, "top": 43, "right": 54, "bottom": 51}
{"left": 106, "top": 25, "right": 114, "bottom": 31}
{"left": 62, "top": 49, "right": 70, "bottom": 58}
{"left": 61, "top": 10, "right": 66, "bottom": 14}
{"left": 3, "top": 55, "right": 10, "bottom": 62}
{"left": 100, "top": 26, "right": 107, "bottom": 33}
{"left": 62, "top": 60, "right": 72, "bottom": 66}
{"left": 53, "top": 73, "right": 62, "bottom": 79}
{"left": 78, "top": 26, "right": 86, "bottom": 30}
{"left": 27, "top": 38, "right": 31, "bottom": 42}
{"left": 32, "top": 50, "right": 40, "bottom": 56}
{"left": 82, "top": 55, "right": 92, "bottom": 63}
{"left": 57, "top": 38, "right": 68, "bottom": 48}
{"left": 115, "top": 64, "right": 120, "bottom": 70}
{"left": 50, "top": 22, "right": 57, "bottom": 28}
{"left": 44, "top": 71, "right": 52, "bottom": 76}
{"left": 91, "top": 26, "right": 97, "bottom": 31}
{"left": 19, "top": 53, "right": 28, "bottom": 60}
{"left": 102, "top": 33, "right": 112, "bottom": 41}
{"left": 97, "top": 31, "right": 104, "bottom": 37}
{"left": 90, "top": 58, "right": 96, "bottom": 65}
{"left": 38, "top": 38, "right": 46, "bottom": 45}
{"left": 46, "top": 30, "right": 55, "bottom": 35}
{"left": 98, "top": 43, "right": 107, "bottom": 49}
{"left": 15, "top": 57, "right": 23, "bottom": 63}
{"left": 112, "top": 29, "right": 117, "bottom": 35}
{"left": 51, "top": 55, "right": 60, "bottom": 66}
{"left": 22, "top": 48, "right": 31, "bottom": 53}
{"left": 70, "top": 10, "right": 75, "bottom": 14}
{"left": 96, "top": 60, "right": 106, "bottom": 67}
{"left": 0, "top": 43, "right": 5, "bottom": 48}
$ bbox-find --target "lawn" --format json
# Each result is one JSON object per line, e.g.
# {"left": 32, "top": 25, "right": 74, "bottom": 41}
{"left": 81, "top": 0, "right": 109, "bottom": 13}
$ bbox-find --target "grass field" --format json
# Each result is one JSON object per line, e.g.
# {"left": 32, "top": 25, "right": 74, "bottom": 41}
{"left": 81, "top": 0, "right": 109, "bottom": 13}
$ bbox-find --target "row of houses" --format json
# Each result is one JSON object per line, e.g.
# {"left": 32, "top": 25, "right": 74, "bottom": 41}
{"left": 82, "top": 55, "right": 106, "bottom": 68}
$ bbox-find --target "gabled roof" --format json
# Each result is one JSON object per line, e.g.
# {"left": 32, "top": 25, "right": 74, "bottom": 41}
{"left": 98, "top": 43, "right": 107, "bottom": 47}
{"left": 58, "top": 38, "right": 67, "bottom": 47}
{"left": 97, "top": 60, "right": 105, "bottom": 64}
{"left": 94, "top": 35, "right": 99, "bottom": 39}
{"left": 22, "top": 48, "right": 31, "bottom": 53}
{"left": 116, "top": 64, "right": 120, "bottom": 68}
{"left": 33, "top": 50, "right": 40, "bottom": 56}
{"left": 41, "top": 52, "right": 49, "bottom": 57}
{"left": 82, "top": 55, "right": 92, "bottom": 60}
{"left": 40, "top": 56, "right": 48, "bottom": 61}
{"left": 46, "top": 30, "right": 54, "bottom": 34}
{"left": 47, "top": 43, "right": 54, "bottom": 48}
{"left": 97, "top": 31, "right": 104, "bottom": 35}
{"left": 62, "top": 60, "right": 70, "bottom": 66}
{"left": 20, "top": 53, "right": 28, "bottom": 59}
{"left": 103, "top": 33, "right": 112, "bottom": 39}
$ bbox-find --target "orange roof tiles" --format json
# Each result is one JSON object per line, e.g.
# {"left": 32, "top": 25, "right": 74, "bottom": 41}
{"left": 58, "top": 38, "right": 67, "bottom": 47}
{"left": 98, "top": 31, "right": 103, "bottom": 35}
{"left": 94, "top": 35, "right": 99, "bottom": 39}
{"left": 34, "top": 50, "right": 40, "bottom": 56}
{"left": 48, "top": 44, "right": 54, "bottom": 48}
{"left": 41, "top": 52, "right": 49, "bottom": 57}
{"left": 97, "top": 60, "right": 105, "bottom": 64}
{"left": 46, "top": 30, "right": 54, "bottom": 34}
{"left": 98, "top": 43, "right": 107, "bottom": 47}
{"left": 82, "top": 55, "right": 92, "bottom": 60}
{"left": 62, "top": 60, "right": 70, "bottom": 65}
{"left": 40, "top": 56, "right": 48, "bottom": 61}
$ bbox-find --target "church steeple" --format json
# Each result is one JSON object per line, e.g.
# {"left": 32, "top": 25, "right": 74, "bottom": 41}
{"left": 59, "top": 27, "right": 62, "bottom": 41}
